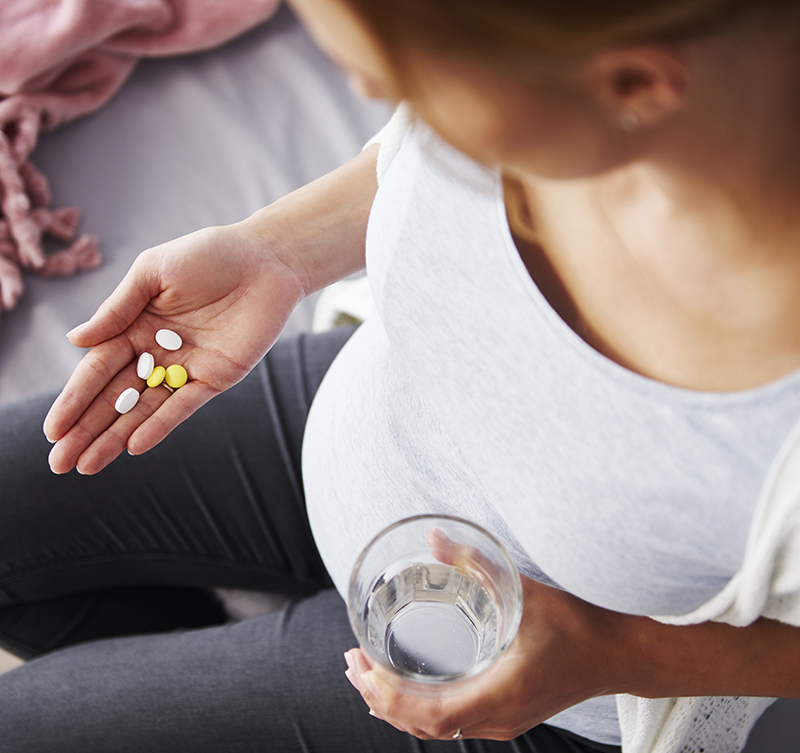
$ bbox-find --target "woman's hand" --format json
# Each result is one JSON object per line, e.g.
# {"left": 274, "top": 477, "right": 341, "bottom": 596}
{"left": 43, "top": 222, "right": 307, "bottom": 475}
{"left": 43, "top": 144, "right": 379, "bottom": 475}
{"left": 344, "top": 575, "right": 639, "bottom": 741}
{"left": 346, "top": 554, "right": 800, "bottom": 741}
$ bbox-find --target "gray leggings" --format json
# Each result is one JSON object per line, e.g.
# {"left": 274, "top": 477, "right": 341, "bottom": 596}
{"left": 0, "top": 327, "right": 619, "bottom": 753}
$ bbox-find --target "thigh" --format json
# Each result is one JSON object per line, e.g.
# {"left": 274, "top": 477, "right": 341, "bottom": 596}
{"left": 0, "top": 588, "right": 612, "bottom": 753}
{"left": 0, "top": 327, "right": 355, "bottom": 604}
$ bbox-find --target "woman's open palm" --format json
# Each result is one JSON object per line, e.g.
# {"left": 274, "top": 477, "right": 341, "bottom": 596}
{"left": 44, "top": 223, "right": 307, "bottom": 475}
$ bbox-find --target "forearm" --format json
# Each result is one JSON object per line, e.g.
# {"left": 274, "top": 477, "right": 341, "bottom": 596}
{"left": 622, "top": 613, "right": 800, "bottom": 700}
{"left": 237, "top": 143, "right": 379, "bottom": 298}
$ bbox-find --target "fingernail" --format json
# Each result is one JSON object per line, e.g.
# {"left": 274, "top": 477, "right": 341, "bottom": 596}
{"left": 45, "top": 435, "right": 56, "bottom": 444}
{"left": 430, "top": 527, "right": 453, "bottom": 544}
{"left": 66, "top": 322, "right": 89, "bottom": 339}
{"left": 344, "top": 652, "right": 355, "bottom": 671}
{"left": 361, "top": 672, "right": 379, "bottom": 697}
{"left": 344, "top": 669, "right": 359, "bottom": 690}
{"left": 350, "top": 649, "right": 371, "bottom": 676}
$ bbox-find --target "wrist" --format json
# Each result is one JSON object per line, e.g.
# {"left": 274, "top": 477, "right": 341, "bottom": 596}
{"left": 558, "top": 604, "right": 697, "bottom": 700}
{"left": 237, "top": 145, "right": 379, "bottom": 298}
{"left": 605, "top": 611, "right": 721, "bottom": 699}
{"left": 580, "top": 606, "right": 655, "bottom": 699}
{"left": 235, "top": 206, "right": 319, "bottom": 303}
{"left": 616, "top": 614, "right": 800, "bottom": 700}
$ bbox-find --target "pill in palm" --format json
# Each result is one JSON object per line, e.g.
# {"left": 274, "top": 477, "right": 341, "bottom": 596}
{"left": 165, "top": 364, "right": 188, "bottom": 389}
{"left": 146, "top": 366, "right": 166, "bottom": 388}
{"left": 114, "top": 387, "right": 140, "bottom": 414}
{"left": 137, "top": 352, "right": 155, "bottom": 380}
{"left": 155, "top": 329, "right": 182, "bottom": 351}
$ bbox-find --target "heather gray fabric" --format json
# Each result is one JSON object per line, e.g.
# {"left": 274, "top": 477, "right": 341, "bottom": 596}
{"left": 0, "top": 592, "right": 617, "bottom": 753}
{"left": 302, "top": 121, "right": 800, "bottom": 745}
{"left": 0, "top": 328, "right": 618, "bottom": 753}
{"left": 0, "top": 329, "right": 356, "bottom": 658}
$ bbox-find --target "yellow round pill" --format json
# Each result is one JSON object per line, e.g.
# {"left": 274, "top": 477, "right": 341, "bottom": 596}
{"left": 165, "top": 364, "right": 188, "bottom": 389}
{"left": 146, "top": 365, "right": 166, "bottom": 388}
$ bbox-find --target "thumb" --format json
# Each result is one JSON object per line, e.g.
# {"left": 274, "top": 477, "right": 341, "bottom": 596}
{"left": 426, "top": 527, "right": 476, "bottom": 571}
{"left": 68, "top": 254, "right": 159, "bottom": 347}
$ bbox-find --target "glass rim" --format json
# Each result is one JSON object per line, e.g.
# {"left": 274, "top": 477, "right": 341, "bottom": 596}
{"left": 347, "top": 514, "right": 523, "bottom": 688}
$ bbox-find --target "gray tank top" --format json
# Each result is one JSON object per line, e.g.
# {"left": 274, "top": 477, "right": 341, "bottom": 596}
{"left": 302, "top": 120, "right": 800, "bottom": 744}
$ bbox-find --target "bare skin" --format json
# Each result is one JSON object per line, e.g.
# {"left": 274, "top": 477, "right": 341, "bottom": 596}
{"left": 293, "top": 0, "right": 800, "bottom": 394}
{"left": 43, "top": 0, "right": 800, "bottom": 742}
{"left": 44, "top": 145, "right": 379, "bottom": 474}
{"left": 288, "top": 0, "right": 800, "bottom": 740}
{"left": 344, "top": 577, "right": 800, "bottom": 741}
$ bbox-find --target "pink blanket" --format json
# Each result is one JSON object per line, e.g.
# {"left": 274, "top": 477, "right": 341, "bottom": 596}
{"left": 0, "top": 0, "right": 282, "bottom": 313}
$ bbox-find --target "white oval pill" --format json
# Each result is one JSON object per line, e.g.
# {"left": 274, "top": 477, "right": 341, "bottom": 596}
{"left": 155, "top": 329, "right": 182, "bottom": 351}
{"left": 136, "top": 352, "right": 155, "bottom": 380}
{"left": 114, "top": 387, "right": 140, "bottom": 414}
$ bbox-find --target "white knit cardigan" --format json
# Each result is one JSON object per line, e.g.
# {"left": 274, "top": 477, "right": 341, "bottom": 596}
{"left": 616, "top": 413, "right": 800, "bottom": 753}
{"left": 369, "top": 105, "right": 800, "bottom": 753}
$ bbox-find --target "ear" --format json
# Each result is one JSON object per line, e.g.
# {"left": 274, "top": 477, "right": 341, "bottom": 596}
{"left": 583, "top": 47, "right": 691, "bottom": 131}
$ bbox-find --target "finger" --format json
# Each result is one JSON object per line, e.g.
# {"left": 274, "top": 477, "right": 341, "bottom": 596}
{"left": 44, "top": 335, "right": 136, "bottom": 443}
{"left": 47, "top": 361, "right": 146, "bottom": 474}
{"left": 355, "top": 670, "right": 421, "bottom": 737}
{"left": 363, "top": 660, "right": 495, "bottom": 741}
{"left": 67, "top": 253, "right": 158, "bottom": 348}
{"left": 427, "top": 527, "right": 484, "bottom": 567}
{"left": 73, "top": 384, "right": 173, "bottom": 475}
{"left": 344, "top": 666, "right": 389, "bottom": 722}
{"left": 343, "top": 651, "right": 411, "bottom": 731}
{"left": 427, "top": 527, "right": 458, "bottom": 563}
{"left": 126, "top": 378, "right": 219, "bottom": 456}
{"left": 426, "top": 527, "right": 501, "bottom": 601}
{"left": 347, "top": 655, "right": 456, "bottom": 741}
{"left": 347, "top": 647, "right": 373, "bottom": 676}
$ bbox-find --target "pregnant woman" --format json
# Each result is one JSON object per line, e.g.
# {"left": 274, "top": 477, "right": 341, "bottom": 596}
{"left": 3, "top": 0, "right": 800, "bottom": 751}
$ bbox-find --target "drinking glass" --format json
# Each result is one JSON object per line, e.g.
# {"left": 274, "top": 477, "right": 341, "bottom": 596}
{"left": 348, "top": 515, "right": 522, "bottom": 697}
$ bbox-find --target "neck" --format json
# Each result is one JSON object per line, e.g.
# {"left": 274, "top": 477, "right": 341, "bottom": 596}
{"left": 514, "top": 140, "right": 800, "bottom": 391}
{"left": 507, "top": 15, "right": 800, "bottom": 390}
